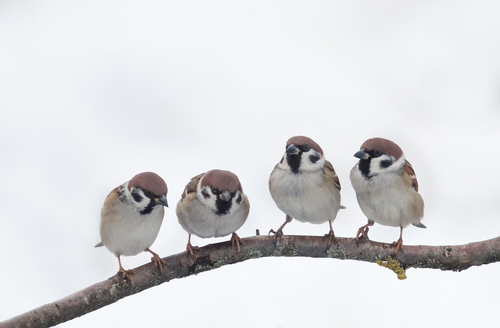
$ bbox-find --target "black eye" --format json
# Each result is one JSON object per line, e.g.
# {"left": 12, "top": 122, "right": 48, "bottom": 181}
{"left": 374, "top": 150, "right": 382, "bottom": 156}
{"left": 302, "top": 145, "right": 310, "bottom": 152}
{"left": 211, "top": 187, "right": 218, "bottom": 194}
{"left": 380, "top": 160, "right": 392, "bottom": 168}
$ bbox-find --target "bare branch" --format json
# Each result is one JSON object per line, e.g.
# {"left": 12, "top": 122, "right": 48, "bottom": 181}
{"left": 2, "top": 235, "right": 500, "bottom": 328}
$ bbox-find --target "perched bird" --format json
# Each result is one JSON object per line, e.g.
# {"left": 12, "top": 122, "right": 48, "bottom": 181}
{"left": 96, "top": 172, "right": 168, "bottom": 275}
{"left": 269, "top": 136, "right": 343, "bottom": 246}
{"left": 350, "top": 137, "right": 425, "bottom": 253}
{"left": 176, "top": 169, "right": 250, "bottom": 255}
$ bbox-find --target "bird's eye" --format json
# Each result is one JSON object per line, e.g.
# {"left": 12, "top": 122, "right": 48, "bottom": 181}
{"left": 302, "top": 145, "right": 310, "bottom": 152}
{"left": 374, "top": 150, "right": 382, "bottom": 156}
{"left": 211, "top": 187, "right": 218, "bottom": 194}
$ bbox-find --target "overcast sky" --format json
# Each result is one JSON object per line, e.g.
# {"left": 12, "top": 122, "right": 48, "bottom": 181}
{"left": 1, "top": 1, "right": 500, "bottom": 327}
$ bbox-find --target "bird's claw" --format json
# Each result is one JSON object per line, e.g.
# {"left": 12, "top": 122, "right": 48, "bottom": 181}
{"left": 324, "top": 230, "right": 338, "bottom": 249}
{"left": 392, "top": 238, "right": 404, "bottom": 254}
{"left": 269, "top": 228, "right": 284, "bottom": 244}
{"left": 147, "top": 249, "right": 166, "bottom": 274}
{"left": 117, "top": 268, "right": 134, "bottom": 279}
{"left": 231, "top": 232, "right": 244, "bottom": 253}
{"left": 150, "top": 254, "right": 166, "bottom": 274}
{"left": 186, "top": 244, "right": 200, "bottom": 257}
{"left": 355, "top": 227, "right": 370, "bottom": 244}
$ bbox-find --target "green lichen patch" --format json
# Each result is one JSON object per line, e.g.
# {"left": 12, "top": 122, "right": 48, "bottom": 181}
{"left": 326, "top": 246, "right": 349, "bottom": 259}
{"left": 376, "top": 256, "right": 407, "bottom": 280}
{"left": 194, "top": 264, "right": 213, "bottom": 275}
{"left": 272, "top": 245, "right": 298, "bottom": 257}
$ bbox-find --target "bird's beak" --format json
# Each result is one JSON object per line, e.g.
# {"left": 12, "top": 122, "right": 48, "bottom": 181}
{"left": 220, "top": 191, "right": 231, "bottom": 202}
{"left": 286, "top": 144, "right": 300, "bottom": 155}
{"left": 354, "top": 150, "right": 370, "bottom": 160}
{"left": 155, "top": 195, "right": 169, "bottom": 207}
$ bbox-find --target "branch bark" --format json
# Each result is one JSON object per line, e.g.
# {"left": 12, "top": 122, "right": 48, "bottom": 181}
{"left": 2, "top": 235, "right": 500, "bottom": 328}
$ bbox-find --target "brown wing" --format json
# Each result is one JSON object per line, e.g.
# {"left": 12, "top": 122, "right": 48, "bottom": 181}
{"left": 180, "top": 173, "right": 205, "bottom": 200}
{"left": 404, "top": 160, "right": 419, "bottom": 192}
{"left": 324, "top": 160, "right": 341, "bottom": 191}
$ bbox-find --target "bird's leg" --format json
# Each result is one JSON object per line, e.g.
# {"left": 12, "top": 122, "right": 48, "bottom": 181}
{"left": 324, "top": 220, "right": 338, "bottom": 248}
{"left": 146, "top": 248, "right": 166, "bottom": 274}
{"left": 230, "top": 232, "right": 244, "bottom": 253}
{"left": 269, "top": 215, "right": 293, "bottom": 239}
{"left": 186, "top": 234, "right": 200, "bottom": 257}
{"left": 117, "top": 256, "right": 133, "bottom": 277}
{"left": 356, "top": 220, "right": 374, "bottom": 242}
{"left": 392, "top": 226, "right": 404, "bottom": 253}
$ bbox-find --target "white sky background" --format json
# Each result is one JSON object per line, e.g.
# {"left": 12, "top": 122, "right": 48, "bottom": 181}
{"left": 1, "top": 1, "right": 500, "bottom": 327}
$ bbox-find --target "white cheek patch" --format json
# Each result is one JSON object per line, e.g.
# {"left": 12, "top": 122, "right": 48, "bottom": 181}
{"left": 128, "top": 187, "right": 151, "bottom": 210}
{"left": 196, "top": 185, "right": 219, "bottom": 212}
{"left": 369, "top": 154, "right": 405, "bottom": 176}
{"left": 296, "top": 150, "right": 325, "bottom": 173}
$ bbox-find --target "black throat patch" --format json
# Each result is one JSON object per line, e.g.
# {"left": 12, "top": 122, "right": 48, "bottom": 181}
{"left": 358, "top": 159, "right": 372, "bottom": 179}
{"left": 287, "top": 153, "right": 302, "bottom": 174}
{"left": 215, "top": 197, "right": 233, "bottom": 215}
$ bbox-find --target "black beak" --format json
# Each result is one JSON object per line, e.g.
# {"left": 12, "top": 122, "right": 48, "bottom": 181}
{"left": 155, "top": 195, "right": 169, "bottom": 207}
{"left": 354, "top": 150, "right": 369, "bottom": 160}
{"left": 286, "top": 144, "right": 299, "bottom": 155}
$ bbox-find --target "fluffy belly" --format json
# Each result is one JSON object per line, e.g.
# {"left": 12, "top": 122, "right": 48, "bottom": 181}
{"left": 270, "top": 171, "right": 340, "bottom": 224}
{"left": 177, "top": 201, "right": 247, "bottom": 238}
{"left": 356, "top": 190, "right": 422, "bottom": 227}
{"left": 102, "top": 214, "right": 163, "bottom": 256}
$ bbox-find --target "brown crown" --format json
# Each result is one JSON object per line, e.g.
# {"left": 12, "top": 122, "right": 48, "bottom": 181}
{"left": 128, "top": 172, "right": 168, "bottom": 196}
{"left": 360, "top": 137, "right": 403, "bottom": 160}
{"left": 286, "top": 136, "right": 323, "bottom": 155}
{"left": 200, "top": 169, "right": 242, "bottom": 193}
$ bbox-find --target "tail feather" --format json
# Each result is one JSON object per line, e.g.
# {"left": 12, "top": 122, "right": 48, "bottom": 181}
{"left": 412, "top": 222, "right": 427, "bottom": 229}
{"left": 95, "top": 241, "right": 104, "bottom": 247}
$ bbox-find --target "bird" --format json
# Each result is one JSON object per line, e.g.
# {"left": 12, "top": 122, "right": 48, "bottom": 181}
{"left": 350, "top": 137, "right": 425, "bottom": 253}
{"left": 268, "top": 136, "right": 343, "bottom": 246}
{"left": 96, "top": 172, "right": 168, "bottom": 276}
{"left": 176, "top": 169, "right": 250, "bottom": 255}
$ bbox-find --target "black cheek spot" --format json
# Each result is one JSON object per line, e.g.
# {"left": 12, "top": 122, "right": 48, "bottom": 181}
{"left": 380, "top": 160, "right": 392, "bottom": 168}
{"left": 280, "top": 157, "right": 283, "bottom": 164}
{"left": 131, "top": 192, "right": 143, "bottom": 203}
{"left": 236, "top": 194, "right": 242, "bottom": 204}
{"left": 309, "top": 154, "right": 320, "bottom": 164}
{"left": 201, "top": 189, "right": 210, "bottom": 199}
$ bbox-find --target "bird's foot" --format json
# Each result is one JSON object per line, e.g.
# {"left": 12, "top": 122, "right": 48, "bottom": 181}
{"left": 186, "top": 243, "right": 200, "bottom": 257}
{"left": 231, "top": 232, "right": 244, "bottom": 253}
{"left": 355, "top": 226, "right": 372, "bottom": 246}
{"left": 147, "top": 249, "right": 166, "bottom": 274}
{"left": 268, "top": 228, "right": 284, "bottom": 244}
{"left": 117, "top": 268, "right": 134, "bottom": 279}
{"left": 324, "top": 230, "right": 338, "bottom": 249}
{"left": 392, "top": 238, "right": 404, "bottom": 254}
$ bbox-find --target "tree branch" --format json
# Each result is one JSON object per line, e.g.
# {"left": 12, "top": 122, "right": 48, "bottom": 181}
{"left": 2, "top": 235, "right": 500, "bottom": 328}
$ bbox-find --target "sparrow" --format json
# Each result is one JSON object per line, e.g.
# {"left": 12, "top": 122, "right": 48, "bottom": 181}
{"left": 95, "top": 172, "right": 168, "bottom": 275}
{"left": 350, "top": 137, "right": 425, "bottom": 253}
{"left": 269, "top": 136, "right": 343, "bottom": 246}
{"left": 176, "top": 169, "right": 250, "bottom": 255}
